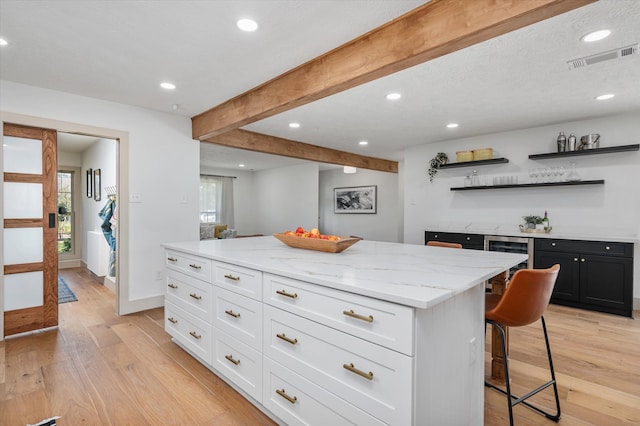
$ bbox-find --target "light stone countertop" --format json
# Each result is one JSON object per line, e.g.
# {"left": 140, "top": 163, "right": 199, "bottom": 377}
{"left": 426, "top": 222, "right": 639, "bottom": 244}
{"left": 162, "top": 236, "right": 527, "bottom": 309}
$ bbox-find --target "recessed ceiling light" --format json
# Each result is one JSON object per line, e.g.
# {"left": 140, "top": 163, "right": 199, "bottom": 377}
{"left": 359, "top": 141, "right": 368, "bottom": 146}
{"left": 160, "top": 82, "right": 176, "bottom": 90}
{"left": 343, "top": 166, "right": 357, "bottom": 174}
{"left": 385, "top": 93, "right": 402, "bottom": 100}
{"left": 239, "top": 164, "right": 245, "bottom": 168}
{"left": 237, "top": 18, "right": 258, "bottom": 32}
{"left": 581, "top": 29, "right": 611, "bottom": 43}
{"left": 595, "top": 93, "right": 615, "bottom": 100}
{"left": 289, "top": 122, "right": 300, "bottom": 128}
{"left": 0, "top": 38, "right": 8, "bottom": 46}
{"left": 446, "top": 123, "right": 459, "bottom": 129}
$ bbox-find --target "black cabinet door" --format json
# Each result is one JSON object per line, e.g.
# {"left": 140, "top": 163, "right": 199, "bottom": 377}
{"left": 580, "top": 254, "right": 633, "bottom": 315}
{"left": 534, "top": 250, "right": 580, "bottom": 302}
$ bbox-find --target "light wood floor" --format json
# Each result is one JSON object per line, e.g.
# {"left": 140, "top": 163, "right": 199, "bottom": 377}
{"left": 1, "top": 268, "right": 638, "bottom": 425}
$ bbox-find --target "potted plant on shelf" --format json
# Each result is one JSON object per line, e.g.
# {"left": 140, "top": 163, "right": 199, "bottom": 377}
{"left": 428, "top": 152, "right": 448, "bottom": 183}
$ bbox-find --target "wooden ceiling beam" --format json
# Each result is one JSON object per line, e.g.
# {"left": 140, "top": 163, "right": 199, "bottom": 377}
{"left": 203, "top": 129, "right": 398, "bottom": 173}
{"left": 192, "top": 0, "right": 595, "bottom": 140}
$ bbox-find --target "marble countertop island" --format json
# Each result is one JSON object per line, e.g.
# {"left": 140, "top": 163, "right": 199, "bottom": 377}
{"left": 163, "top": 236, "right": 527, "bottom": 309}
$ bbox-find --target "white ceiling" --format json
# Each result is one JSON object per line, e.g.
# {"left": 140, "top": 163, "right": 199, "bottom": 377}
{"left": 2, "top": 0, "right": 639, "bottom": 170}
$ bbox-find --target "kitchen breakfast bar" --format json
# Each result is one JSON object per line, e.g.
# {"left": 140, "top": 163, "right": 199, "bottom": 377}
{"left": 162, "top": 236, "right": 527, "bottom": 425}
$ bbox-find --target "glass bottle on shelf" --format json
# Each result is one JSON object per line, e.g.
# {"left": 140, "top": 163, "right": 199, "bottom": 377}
{"left": 566, "top": 162, "right": 581, "bottom": 181}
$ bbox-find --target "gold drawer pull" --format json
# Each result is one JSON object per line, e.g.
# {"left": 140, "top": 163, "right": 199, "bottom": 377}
{"left": 343, "top": 309, "right": 374, "bottom": 323}
{"left": 189, "top": 293, "right": 202, "bottom": 300}
{"left": 167, "top": 283, "right": 178, "bottom": 289}
{"left": 225, "top": 309, "right": 240, "bottom": 318}
{"left": 167, "top": 257, "right": 177, "bottom": 262}
{"left": 276, "top": 333, "right": 298, "bottom": 345}
{"left": 276, "top": 289, "right": 298, "bottom": 299}
{"left": 167, "top": 317, "right": 178, "bottom": 324}
{"left": 276, "top": 388, "right": 297, "bottom": 404}
{"left": 224, "top": 274, "right": 240, "bottom": 281}
{"left": 343, "top": 363, "right": 373, "bottom": 380}
{"left": 189, "top": 263, "right": 202, "bottom": 270}
{"left": 225, "top": 354, "right": 240, "bottom": 365}
{"left": 189, "top": 331, "right": 202, "bottom": 340}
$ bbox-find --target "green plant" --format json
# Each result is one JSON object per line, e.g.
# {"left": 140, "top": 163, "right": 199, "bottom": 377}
{"left": 428, "top": 152, "right": 449, "bottom": 183}
{"left": 522, "top": 215, "right": 543, "bottom": 224}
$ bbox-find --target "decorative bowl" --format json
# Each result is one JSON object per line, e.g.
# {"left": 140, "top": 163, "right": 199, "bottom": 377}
{"left": 272, "top": 233, "right": 361, "bottom": 253}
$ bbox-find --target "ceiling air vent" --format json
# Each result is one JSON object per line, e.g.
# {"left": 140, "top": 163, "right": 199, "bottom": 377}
{"left": 567, "top": 43, "right": 638, "bottom": 70}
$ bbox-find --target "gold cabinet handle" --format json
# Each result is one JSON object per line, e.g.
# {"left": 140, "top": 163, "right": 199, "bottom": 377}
{"left": 189, "top": 293, "right": 202, "bottom": 300}
{"left": 225, "top": 354, "right": 240, "bottom": 365}
{"left": 343, "top": 363, "right": 373, "bottom": 380}
{"left": 343, "top": 309, "right": 374, "bottom": 323}
{"left": 276, "top": 388, "right": 297, "bottom": 404}
{"left": 167, "top": 317, "right": 178, "bottom": 324}
{"left": 224, "top": 274, "right": 240, "bottom": 281}
{"left": 276, "top": 333, "right": 298, "bottom": 345}
{"left": 225, "top": 309, "right": 240, "bottom": 318}
{"left": 276, "top": 289, "right": 298, "bottom": 299}
{"left": 189, "top": 263, "right": 202, "bottom": 270}
{"left": 167, "top": 257, "right": 177, "bottom": 262}
{"left": 167, "top": 283, "right": 178, "bottom": 289}
{"left": 189, "top": 331, "right": 202, "bottom": 340}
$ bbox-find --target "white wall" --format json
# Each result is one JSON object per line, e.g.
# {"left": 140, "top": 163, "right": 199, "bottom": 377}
{"left": 81, "top": 138, "right": 117, "bottom": 266}
{"left": 403, "top": 111, "right": 640, "bottom": 306}
{"left": 1, "top": 80, "right": 199, "bottom": 314}
{"left": 255, "top": 163, "right": 319, "bottom": 235}
{"left": 319, "top": 167, "right": 400, "bottom": 242}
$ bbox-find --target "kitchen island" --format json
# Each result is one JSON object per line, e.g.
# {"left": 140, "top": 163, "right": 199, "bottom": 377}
{"left": 162, "top": 236, "right": 527, "bottom": 425}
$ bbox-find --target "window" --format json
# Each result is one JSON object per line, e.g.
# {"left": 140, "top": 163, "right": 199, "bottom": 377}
{"left": 200, "top": 175, "right": 234, "bottom": 226}
{"left": 57, "top": 171, "right": 73, "bottom": 253}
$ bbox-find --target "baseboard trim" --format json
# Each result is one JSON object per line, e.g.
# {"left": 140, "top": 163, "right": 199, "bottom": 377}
{"left": 119, "top": 294, "right": 164, "bottom": 315}
{"left": 59, "top": 259, "right": 81, "bottom": 269}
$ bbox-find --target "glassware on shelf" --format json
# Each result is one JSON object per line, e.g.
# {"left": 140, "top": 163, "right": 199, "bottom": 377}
{"left": 529, "top": 168, "right": 538, "bottom": 183}
{"left": 558, "top": 165, "right": 566, "bottom": 181}
{"left": 566, "top": 162, "right": 581, "bottom": 181}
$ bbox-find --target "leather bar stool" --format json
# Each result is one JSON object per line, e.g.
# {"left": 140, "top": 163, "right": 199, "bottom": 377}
{"left": 426, "top": 241, "right": 463, "bottom": 248}
{"left": 485, "top": 264, "right": 561, "bottom": 425}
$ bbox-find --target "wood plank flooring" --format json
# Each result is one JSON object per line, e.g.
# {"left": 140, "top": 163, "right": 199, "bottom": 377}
{"left": 1, "top": 267, "right": 638, "bottom": 425}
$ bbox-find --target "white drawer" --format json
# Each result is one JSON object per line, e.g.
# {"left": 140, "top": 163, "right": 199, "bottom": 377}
{"left": 212, "top": 328, "right": 262, "bottom": 403}
{"left": 264, "top": 273, "right": 414, "bottom": 355}
{"left": 213, "top": 286, "right": 262, "bottom": 351}
{"left": 214, "top": 261, "right": 262, "bottom": 301}
{"left": 166, "top": 270, "right": 212, "bottom": 322}
{"left": 263, "top": 357, "right": 386, "bottom": 426}
{"left": 165, "top": 250, "right": 212, "bottom": 282}
{"left": 165, "top": 301, "right": 212, "bottom": 365}
{"left": 264, "top": 305, "right": 412, "bottom": 425}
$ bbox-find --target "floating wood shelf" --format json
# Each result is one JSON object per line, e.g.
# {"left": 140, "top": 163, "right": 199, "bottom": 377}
{"left": 528, "top": 144, "right": 639, "bottom": 160}
{"left": 438, "top": 158, "right": 509, "bottom": 169}
{"left": 451, "top": 180, "right": 605, "bottom": 191}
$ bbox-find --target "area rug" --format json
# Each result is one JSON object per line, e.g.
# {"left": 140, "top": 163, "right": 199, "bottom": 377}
{"left": 28, "top": 416, "right": 60, "bottom": 426}
{"left": 58, "top": 276, "right": 78, "bottom": 304}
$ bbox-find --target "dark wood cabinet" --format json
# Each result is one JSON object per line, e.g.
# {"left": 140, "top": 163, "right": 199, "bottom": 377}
{"left": 425, "top": 231, "right": 484, "bottom": 250}
{"left": 534, "top": 239, "right": 633, "bottom": 317}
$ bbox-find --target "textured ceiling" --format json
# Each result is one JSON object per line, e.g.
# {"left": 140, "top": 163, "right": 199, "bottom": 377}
{"left": 2, "top": 0, "right": 639, "bottom": 171}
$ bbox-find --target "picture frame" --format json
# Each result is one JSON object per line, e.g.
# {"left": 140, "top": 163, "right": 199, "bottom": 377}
{"left": 94, "top": 168, "right": 101, "bottom": 201}
{"left": 86, "top": 168, "right": 92, "bottom": 198}
{"left": 334, "top": 185, "right": 377, "bottom": 214}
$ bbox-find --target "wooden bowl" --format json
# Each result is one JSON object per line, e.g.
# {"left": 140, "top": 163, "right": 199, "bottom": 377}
{"left": 273, "top": 233, "right": 361, "bottom": 253}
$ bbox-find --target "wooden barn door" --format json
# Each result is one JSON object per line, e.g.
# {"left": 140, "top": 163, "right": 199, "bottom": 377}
{"left": 3, "top": 123, "right": 58, "bottom": 336}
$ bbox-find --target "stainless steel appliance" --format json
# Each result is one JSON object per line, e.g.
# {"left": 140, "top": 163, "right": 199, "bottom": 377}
{"left": 484, "top": 235, "right": 533, "bottom": 276}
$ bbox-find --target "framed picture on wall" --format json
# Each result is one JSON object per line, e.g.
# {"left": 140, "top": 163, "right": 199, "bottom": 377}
{"left": 86, "top": 168, "right": 92, "bottom": 198}
{"left": 334, "top": 185, "right": 377, "bottom": 214}
{"left": 94, "top": 168, "right": 101, "bottom": 201}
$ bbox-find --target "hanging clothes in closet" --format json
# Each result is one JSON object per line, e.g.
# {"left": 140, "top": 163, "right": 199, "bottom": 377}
{"left": 99, "top": 196, "right": 117, "bottom": 277}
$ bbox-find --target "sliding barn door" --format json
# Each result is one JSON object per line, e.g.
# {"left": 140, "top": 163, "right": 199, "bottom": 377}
{"left": 3, "top": 123, "right": 58, "bottom": 336}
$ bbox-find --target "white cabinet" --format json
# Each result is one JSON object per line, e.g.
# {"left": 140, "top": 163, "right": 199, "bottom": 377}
{"left": 163, "top": 244, "right": 484, "bottom": 425}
